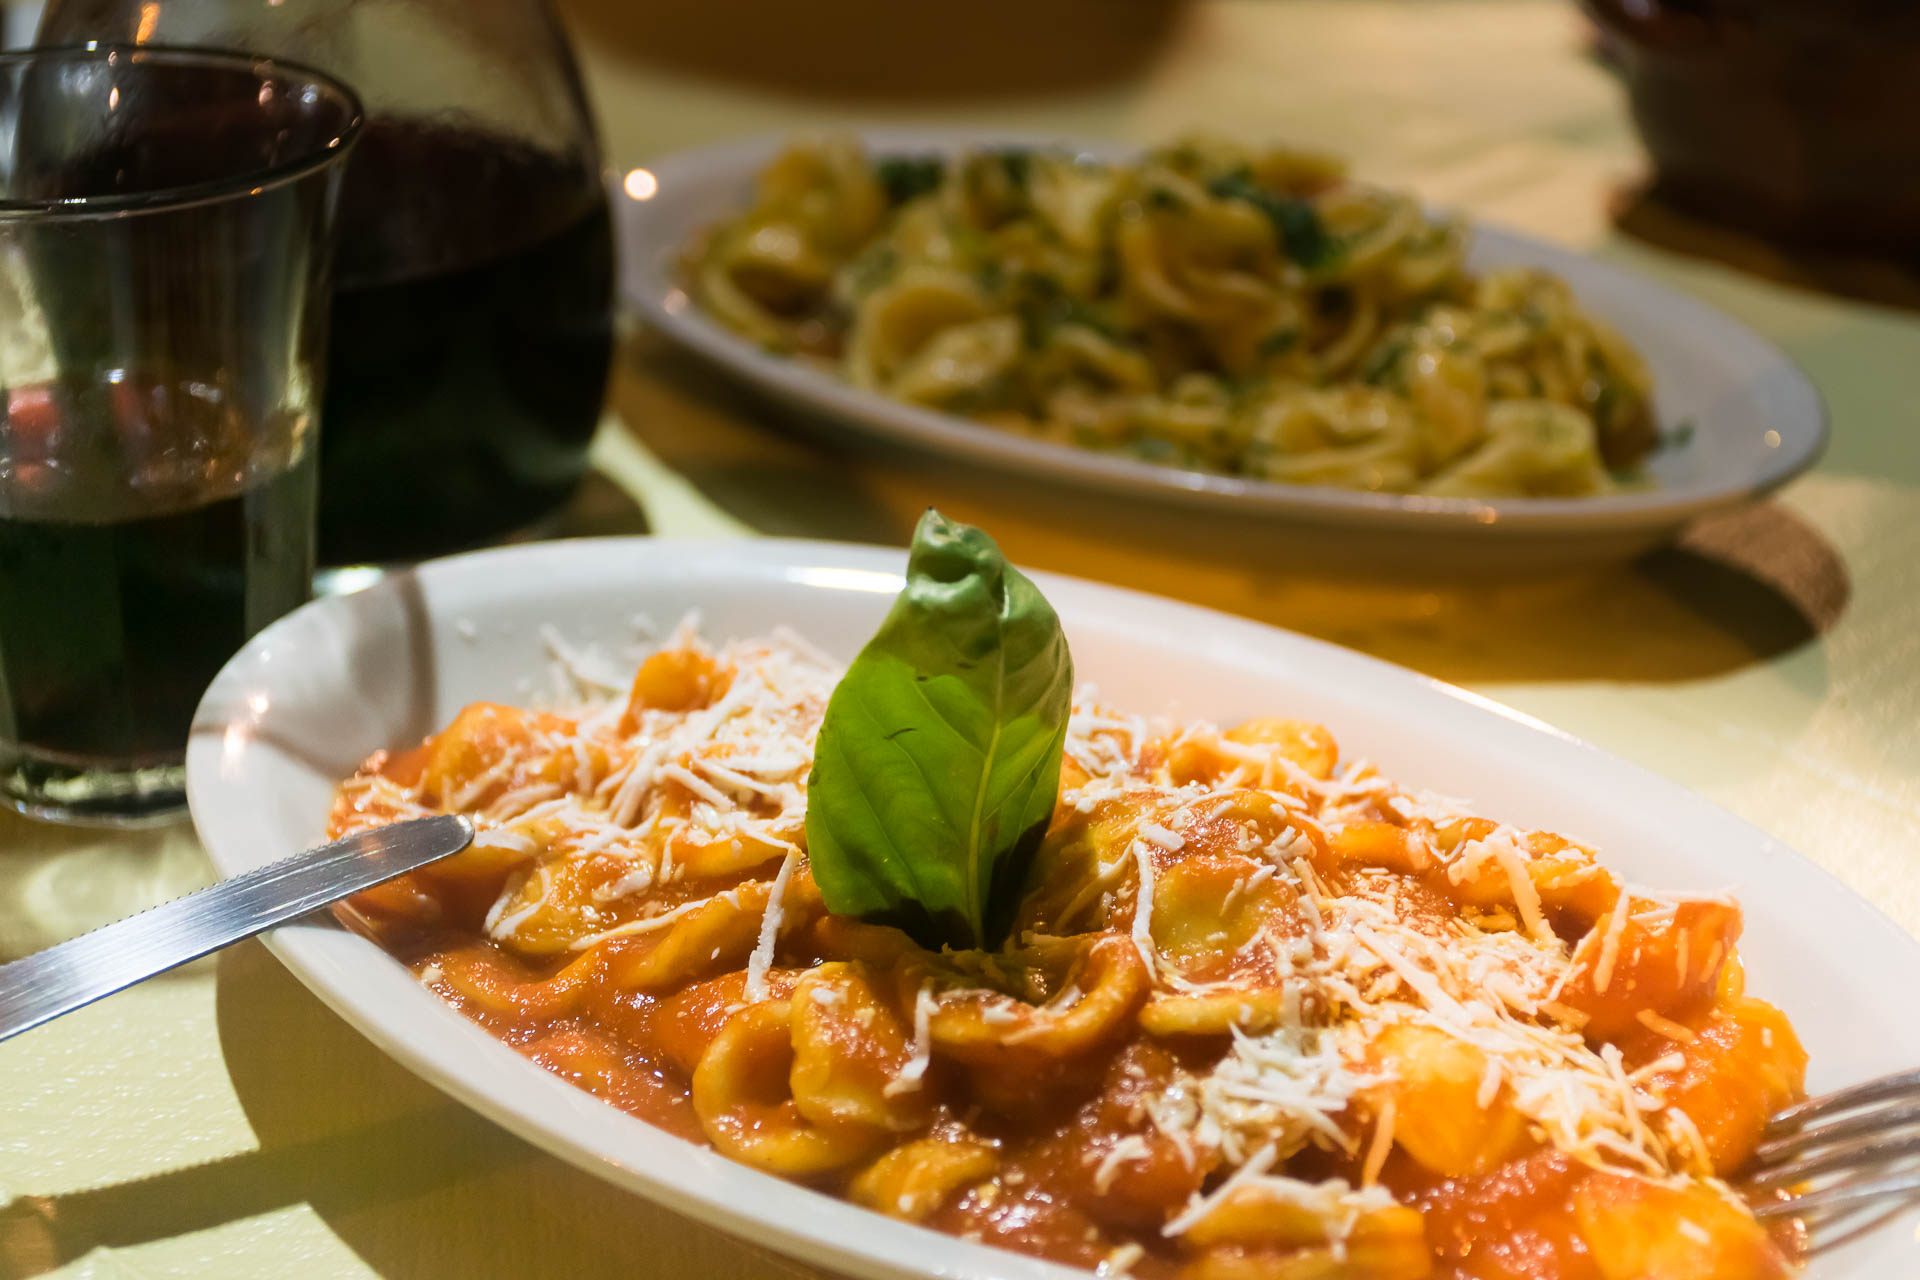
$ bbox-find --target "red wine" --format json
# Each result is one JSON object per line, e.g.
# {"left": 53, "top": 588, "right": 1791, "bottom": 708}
{"left": 0, "top": 379, "right": 313, "bottom": 821}
{"left": 317, "top": 122, "right": 614, "bottom": 565}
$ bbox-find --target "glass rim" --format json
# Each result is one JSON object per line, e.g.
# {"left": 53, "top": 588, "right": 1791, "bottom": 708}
{"left": 0, "top": 43, "right": 365, "bottom": 219}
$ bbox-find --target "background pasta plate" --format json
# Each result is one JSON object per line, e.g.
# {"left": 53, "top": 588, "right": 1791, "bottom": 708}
{"left": 617, "top": 131, "right": 1826, "bottom": 571}
{"left": 188, "top": 537, "right": 1919, "bottom": 1279}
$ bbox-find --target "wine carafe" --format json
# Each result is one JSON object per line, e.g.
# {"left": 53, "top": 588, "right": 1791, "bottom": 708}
{"left": 40, "top": 0, "right": 615, "bottom": 566}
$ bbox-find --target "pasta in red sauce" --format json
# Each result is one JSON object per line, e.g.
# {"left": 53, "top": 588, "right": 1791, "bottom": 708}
{"left": 332, "top": 628, "right": 1806, "bottom": 1279}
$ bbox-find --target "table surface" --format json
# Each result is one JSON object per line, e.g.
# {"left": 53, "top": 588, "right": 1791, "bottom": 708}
{"left": 6, "top": 2, "right": 1919, "bottom": 1276}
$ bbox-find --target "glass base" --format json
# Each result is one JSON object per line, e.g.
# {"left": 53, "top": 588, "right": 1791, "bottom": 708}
{"left": 2, "top": 751, "right": 188, "bottom": 828}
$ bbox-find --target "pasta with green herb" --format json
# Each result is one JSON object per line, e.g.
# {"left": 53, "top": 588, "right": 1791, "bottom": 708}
{"left": 683, "top": 134, "right": 1659, "bottom": 497}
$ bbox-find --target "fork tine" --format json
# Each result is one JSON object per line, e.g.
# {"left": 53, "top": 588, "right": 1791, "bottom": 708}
{"left": 1751, "top": 1168, "right": 1920, "bottom": 1221}
{"left": 1746, "top": 1129, "right": 1920, "bottom": 1190}
{"left": 1748, "top": 1068, "right": 1920, "bottom": 1228}
{"left": 1753, "top": 1099, "right": 1920, "bottom": 1165}
{"left": 1767, "top": 1068, "right": 1920, "bottom": 1133}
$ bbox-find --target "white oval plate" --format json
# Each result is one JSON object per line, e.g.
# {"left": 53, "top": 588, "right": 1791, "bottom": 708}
{"left": 616, "top": 130, "right": 1826, "bottom": 570}
{"left": 189, "top": 537, "right": 1915, "bottom": 1279}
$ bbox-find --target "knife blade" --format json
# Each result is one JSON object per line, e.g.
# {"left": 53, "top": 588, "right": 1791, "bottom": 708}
{"left": 0, "top": 813, "right": 473, "bottom": 1044}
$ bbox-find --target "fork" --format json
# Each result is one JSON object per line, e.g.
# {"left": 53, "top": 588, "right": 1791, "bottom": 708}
{"left": 1746, "top": 1070, "right": 1920, "bottom": 1221}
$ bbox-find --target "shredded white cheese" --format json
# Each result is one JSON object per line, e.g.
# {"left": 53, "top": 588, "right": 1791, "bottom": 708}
{"left": 1163, "top": 1142, "right": 1279, "bottom": 1237}
{"left": 1139, "top": 822, "right": 1184, "bottom": 852}
{"left": 1594, "top": 889, "right": 1634, "bottom": 995}
{"left": 884, "top": 983, "right": 937, "bottom": 1098}
{"left": 743, "top": 849, "right": 799, "bottom": 1002}
{"left": 1131, "top": 840, "right": 1158, "bottom": 973}
{"left": 1092, "top": 1135, "right": 1154, "bottom": 1194}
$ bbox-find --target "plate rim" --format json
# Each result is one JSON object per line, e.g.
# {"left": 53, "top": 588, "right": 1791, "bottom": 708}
{"left": 617, "top": 128, "right": 1829, "bottom": 535}
{"left": 187, "top": 535, "right": 1916, "bottom": 1280}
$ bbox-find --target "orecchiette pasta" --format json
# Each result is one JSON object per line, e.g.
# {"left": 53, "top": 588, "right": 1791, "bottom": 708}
{"left": 333, "top": 625, "right": 1807, "bottom": 1279}
{"left": 1365, "top": 1022, "right": 1531, "bottom": 1177}
{"left": 849, "top": 1135, "right": 1000, "bottom": 1222}
{"left": 693, "top": 1000, "right": 886, "bottom": 1176}
{"left": 1573, "top": 1172, "right": 1790, "bottom": 1280}
{"left": 606, "top": 880, "right": 796, "bottom": 993}
{"left": 684, "top": 135, "right": 1667, "bottom": 499}
{"left": 790, "top": 964, "right": 933, "bottom": 1133}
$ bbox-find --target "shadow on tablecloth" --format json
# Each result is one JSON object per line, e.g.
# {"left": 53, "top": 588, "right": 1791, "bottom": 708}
{"left": 0, "top": 942, "right": 831, "bottom": 1280}
{"left": 1612, "top": 187, "right": 1920, "bottom": 318}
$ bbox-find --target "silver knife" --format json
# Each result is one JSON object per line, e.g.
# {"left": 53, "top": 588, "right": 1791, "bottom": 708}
{"left": 0, "top": 813, "right": 472, "bottom": 1043}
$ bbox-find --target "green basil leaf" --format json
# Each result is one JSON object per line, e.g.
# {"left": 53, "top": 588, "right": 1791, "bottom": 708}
{"left": 805, "top": 510, "right": 1073, "bottom": 951}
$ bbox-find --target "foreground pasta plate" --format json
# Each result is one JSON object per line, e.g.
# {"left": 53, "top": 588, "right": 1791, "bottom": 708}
{"left": 188, "top": 539, "right": 1918, "bottom": 1279}
{"left": 617, "top": 132, "right": 1825, "bottom": 569}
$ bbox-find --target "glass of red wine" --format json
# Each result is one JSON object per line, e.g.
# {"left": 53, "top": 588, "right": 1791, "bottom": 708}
{"left": 0, "top": 45, "right": 362, "bottom": 825}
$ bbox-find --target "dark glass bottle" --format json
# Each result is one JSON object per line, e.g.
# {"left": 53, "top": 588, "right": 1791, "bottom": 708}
{"left": 41, "top": 0, "right": 615, "bottom": 565}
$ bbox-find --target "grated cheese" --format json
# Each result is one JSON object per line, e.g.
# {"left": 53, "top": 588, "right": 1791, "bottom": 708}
{"left": 540, "top": 622, "right": 630, "bottom": 700}
{"left": 1360, "top": 1094, "right": 1395, "bottom": 1187}
{"left": 1664, "top": 1106, "right": 1713, "bottom": 1174}
{"left": 485, "top": 782, "right": 564, "bottom": 822}
{"left": 743, "top": 849, "right": 798, "bottom": 1002}
{"left": 487, "top": 864, "right": 553, "bottom": 940}
{"left": 1139, "top": 822, "right": 1185, "bottom": 852}
{"left": 471, "top": 827, "right": 537, "bottom": 856}
{"left": 662, "top": 762, "right": 733, "bottom": 810}
{"left": 884, "top": 983, "right": 937, "bottom": 1098}
{"left": 1594, "top": 889, "right": 1634, "bottom": 995}
{"left": 1476, "top": 1055, "right": 1504, "bottom": 1110}
{"left": 1486, "top": 834, "right": 1555, "bottom": 945}
{"left": 1157, "top": 1023, "right": 1369, "bottom": 1167}
{"left": 1162, "top": 1142, "right": 1279, "bottom": 1237}
{"left": 563, "top": 891, "right": 733, "bottom": 951}
{"left": 445, "top": 753, "right": 520, "bottom": 812}
{"left": 1635, "top": 1009, "right": 1696, "bottom": 1042}
{"left": 1092, "top": 1135, "right": 1154, "bottom": 1194}
{"left": 1131, "top": 840, "right": 1158, "bottom": 972}
{"left": 1004, "top": 985, "right": 1083, "bottom": 1045}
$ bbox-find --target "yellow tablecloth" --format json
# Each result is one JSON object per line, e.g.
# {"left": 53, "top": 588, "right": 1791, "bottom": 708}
{"left": 6, "top": 2, "right": 1919, "bottom": 1275}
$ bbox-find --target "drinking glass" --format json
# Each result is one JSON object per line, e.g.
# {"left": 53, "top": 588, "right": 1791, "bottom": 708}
{"left": 0, "top": 45, "right": 362, "bottom": 825}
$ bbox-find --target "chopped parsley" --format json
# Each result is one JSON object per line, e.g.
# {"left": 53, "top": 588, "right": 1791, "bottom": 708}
{"left": 844, "top": 243, "right": 900, "bottom": 296}
{"left": 1358, "top": 336, "right": 1411, "bottom": 387}
{"left": 1591, "top": 380, "right": 1618, "bottom": 427}
{"left": 1257, "top": 329, "right": 1299, "bottom": 359}
{"left": 1006, "top": 271, "right": 1115, "bottom": 346}
{"left": 1128, "top": 436, "right": 1183, "bottom": 463}
{"left": 874, "top": 155, "right": 945, "bottom": 206}
{"left": 992, "top": 148, "right": 1033, "bottom": 190}
{"left": 1205, "top": 173, "right": 1338, "bottom": 270}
